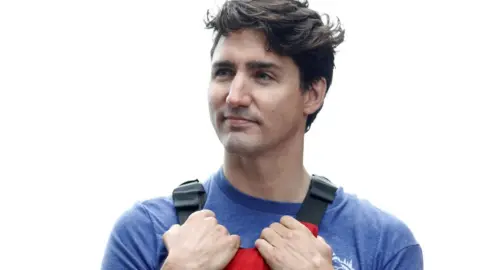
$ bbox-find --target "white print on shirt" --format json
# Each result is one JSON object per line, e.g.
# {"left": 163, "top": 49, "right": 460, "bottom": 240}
{"left": 332, "top": 252, "right": 355, "bottom": 270}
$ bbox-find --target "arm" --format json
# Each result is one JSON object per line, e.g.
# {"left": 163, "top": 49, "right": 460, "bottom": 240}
{"left": 382, "top": 244, "right": 423, "bottom": 270}
{"left": 101, "top": 203, "right": 158, "bottom": 270}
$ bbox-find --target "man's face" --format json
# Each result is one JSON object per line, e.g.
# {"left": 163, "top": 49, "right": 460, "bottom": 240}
{"left": 208, "top": 29, "right": 309, "bottom": 155}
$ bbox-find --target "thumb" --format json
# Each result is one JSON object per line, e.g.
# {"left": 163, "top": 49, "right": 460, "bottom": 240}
{"left": 230, "top": 234, "right": 241, "bottom": 249}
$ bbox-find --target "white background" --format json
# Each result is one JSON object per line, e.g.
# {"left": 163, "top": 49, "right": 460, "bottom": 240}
{"left": 1, "top": 0, "right": 479, "bottom": 269}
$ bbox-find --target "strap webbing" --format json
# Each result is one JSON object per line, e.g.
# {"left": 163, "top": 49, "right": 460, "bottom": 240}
{"left": 172, "top": 175, "right": 337, "bottom": 227}
{"left": 295, "top": 175, "right": 338, "bottom": 226}
{"left": 172, "top": 180, "right": 206, "bottom": 225}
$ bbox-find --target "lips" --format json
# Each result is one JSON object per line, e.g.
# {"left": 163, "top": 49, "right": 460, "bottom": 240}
{"left": 225, "top": 116, "right": 251, "bottom": 122}
{"left": 223, "top": 116, "right": 256, "bottom": 126}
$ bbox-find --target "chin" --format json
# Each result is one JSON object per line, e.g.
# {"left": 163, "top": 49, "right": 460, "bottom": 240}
{"left": 224, "top": 144, "right": 254, "bottom": 155}
{"left": 221, "top": 136, "right": 262, "bottom": 156}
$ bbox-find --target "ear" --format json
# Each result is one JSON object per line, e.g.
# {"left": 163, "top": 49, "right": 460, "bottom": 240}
{"left": 303, "top": 78, "right": 327, "bottom": 116}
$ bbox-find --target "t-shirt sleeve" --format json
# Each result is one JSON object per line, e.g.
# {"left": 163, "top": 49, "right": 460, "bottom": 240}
{"left": 101, "top": 203, "right": 158, "bottom": 270}
{"left": 382, "top": 244, "right": 423, "bottom": 270}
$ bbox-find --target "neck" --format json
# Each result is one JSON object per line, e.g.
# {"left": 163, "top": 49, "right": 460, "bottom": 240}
{"left": 223, "top": 130, "right": 310, "bottom": 203}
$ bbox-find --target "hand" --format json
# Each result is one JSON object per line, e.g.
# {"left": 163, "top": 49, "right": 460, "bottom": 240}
{"left": 162, "top": 210, "right": 240, "bottom": 270}
{"left": 255, "top": 216, "right": 333, "bottom": 270}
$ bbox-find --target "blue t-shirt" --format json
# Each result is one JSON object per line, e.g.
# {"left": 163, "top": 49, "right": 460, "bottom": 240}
{"left": 101, "top": 168, "right": 423, "bottom": 270}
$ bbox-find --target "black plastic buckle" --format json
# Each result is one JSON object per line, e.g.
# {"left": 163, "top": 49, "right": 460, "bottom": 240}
{"left": 172, "top": 180, "right": 205, "bottom": 211}
{"left": 310, "top": 175, "right": 337, "bottom": 203}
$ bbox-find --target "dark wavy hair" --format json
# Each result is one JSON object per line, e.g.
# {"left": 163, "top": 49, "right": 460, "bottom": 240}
{"left": 205, "top": 0, "right": 345, "bottom": 132}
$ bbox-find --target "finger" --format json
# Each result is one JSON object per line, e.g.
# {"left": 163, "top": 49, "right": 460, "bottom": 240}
{"left": 169, "top": 223, "right": 181, "bottom": 231}
{"left": 260, "top": 227, "right": 283, "bottom": 247}
{"left": 314, "top": 235, "right": 326, "bottom": 251}
{"left": 186, "top": 210, "right": 216, "bottom": 225}
{"left": 190, "top": 209, "right": 216, "bottom": 220}
{"left": 221, "top": 234, "right": 241, "bottom": 262}
{"left": 255, "top": 238, "right": 275, "bottom": 259}
{"left": 260, "top": 228, "right": 285, "bottom": 247}
{"left": 219, "top": 233, "right": 239, "bottom": 245}
{"left": 229, "top": 234, "right": 241, "bottom": 249}
{"left": 186, "top": 209, "right": 215, "bottom": 223}
{"left": 219, "top": 234, "right": 240, "bottom": 249}
{"left": 316, "top": 235, "right": 327, "bottom": 245}
{"left": 162, "top": 224, "right": 180, "bottom": 249}
{"left": 269, "top": 222, "right": 293, "bottom": 239}
{"left": 204, "top": 216, "right": 218, "bottom": 226}
{"left": 279, "top": 215, "right": 309, "bottom": 232}
{"left": 201, "top": 209, "right": 216, "bottom": 217}
{"left": 163, "top": 224, "right": 180, "bottom": 238}
{"left": 316, "top": 235, "right": 333, "bottom": 258}
{"left": 215, "top": 224, "right": 229, "bottom": 235}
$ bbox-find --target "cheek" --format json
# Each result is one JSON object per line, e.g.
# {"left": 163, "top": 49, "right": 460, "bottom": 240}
{"left": 277, "top": 102, "right": 301, "bottom": 126}
{"left": 208, "top": 85, "right": 224, "bottom": 110}
{"left": 259, "top": 91, "right": 300, "bottom": 128}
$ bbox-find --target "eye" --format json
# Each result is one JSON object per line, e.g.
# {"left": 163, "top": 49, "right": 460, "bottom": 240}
{"left": 213, "top": 68, "right": 234, "bottom": 78}
{"left": 255, "top": 71, "right": 273, "bottom": 81}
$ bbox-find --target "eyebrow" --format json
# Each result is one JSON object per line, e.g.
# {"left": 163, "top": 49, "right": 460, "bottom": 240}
{"left": 212, "top": 60, "right": 282, "bottom": 71}
{"left": 212, "top": 60, "right": 235, "bottom": 70}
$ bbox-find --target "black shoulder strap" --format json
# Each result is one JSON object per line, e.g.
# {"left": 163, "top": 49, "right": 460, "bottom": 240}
{"left": 172, "top": 176, "right": 336, "bottom": 226}
{"left": 172, "top": 179, "right": 206, "bottom": 225}
{"left": 296, "top": 175, "right": 338, "bottom": 226}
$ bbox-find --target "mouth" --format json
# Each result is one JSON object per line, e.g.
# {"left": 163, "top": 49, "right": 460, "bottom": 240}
{"left": 223, "top": 116, "right": 257, "bottom": 127}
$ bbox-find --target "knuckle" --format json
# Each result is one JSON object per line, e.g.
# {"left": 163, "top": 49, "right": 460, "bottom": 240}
{"left": 229, "top": 235, "right": 240, "bottom": 247}
{"left": 204, "top": 216, "right": 218, "bottom": 225}
{"left": 279, "top": 215, "right": 290, "bottom": 224}
{"left": 190, "top": 209, "right": 214, "bottom": 219}
{"left": 311, "top": 255, "right": 323, "bottom": 268}
{"left": 163, "top": 224, "right": 179, "bottom": 240}
{"left": 188, "top": 210, "right": 202, "bottom": 219}
{"left": 324, "top": 243, "right": 333, "bottom": 258}
{"left": 261, "top": 227, "right": 270, "bottom": 236}
{"left": 269, "top": 222, "right": 280, "bottom": 229}
{"left": 166, "top": 224, "right": 179, "bottom": 234}
{"left": 292, "top": 230, "right": 302, "bottom": 238}
{"left": 201, "top": 209, "right": 215, "bottom": 216}
{"left": 216, "top": 224, "right": 228, "bottom": 235}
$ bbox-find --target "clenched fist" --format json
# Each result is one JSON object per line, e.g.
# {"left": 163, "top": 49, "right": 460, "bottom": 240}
{"left": 256, "top": 216, "right": 334, "bottom": 270}
{"left": 162, "top": 210, "right": 240, "bottom": 270}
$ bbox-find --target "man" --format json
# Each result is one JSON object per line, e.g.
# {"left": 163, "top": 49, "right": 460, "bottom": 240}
{"left": 101, "top": 0, "right": 423, "bottom": 269}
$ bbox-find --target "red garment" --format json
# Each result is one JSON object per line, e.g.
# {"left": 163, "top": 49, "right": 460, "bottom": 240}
{"left": 225, "top": 222, "right": 318, "bottom": 270}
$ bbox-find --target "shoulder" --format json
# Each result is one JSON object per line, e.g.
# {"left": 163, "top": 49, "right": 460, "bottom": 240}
{"left": 344, "top": 191, "right": 414, "bottom": 234}
{"left": 333, "top": 189, "right": 423, "bottom": 268}
{"left": 140, "top": 196, "right": 178, "bottom": 232}
{"left": 101, "top": 196, "right": 177, "bottom": 270}
{"left": 128, "top": 178, "right": 215, "bottom": 232}
{"left": 347, "top": 191, "right": 417, "bottom": 240}
{"left": 101, "top": 178, "right": 216, "bottom": 270}
{"left": 114, "top": 195, "right": 178, "bottom": 234}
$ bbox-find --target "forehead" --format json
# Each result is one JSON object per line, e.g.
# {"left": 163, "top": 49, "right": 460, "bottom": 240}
{"left": 211, "top": 30, "right": 293, "bottom": 68}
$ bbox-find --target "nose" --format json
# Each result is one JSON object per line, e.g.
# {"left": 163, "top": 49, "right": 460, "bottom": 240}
{"left": 226, "top": 73, "right": 252, "bottom": 108}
